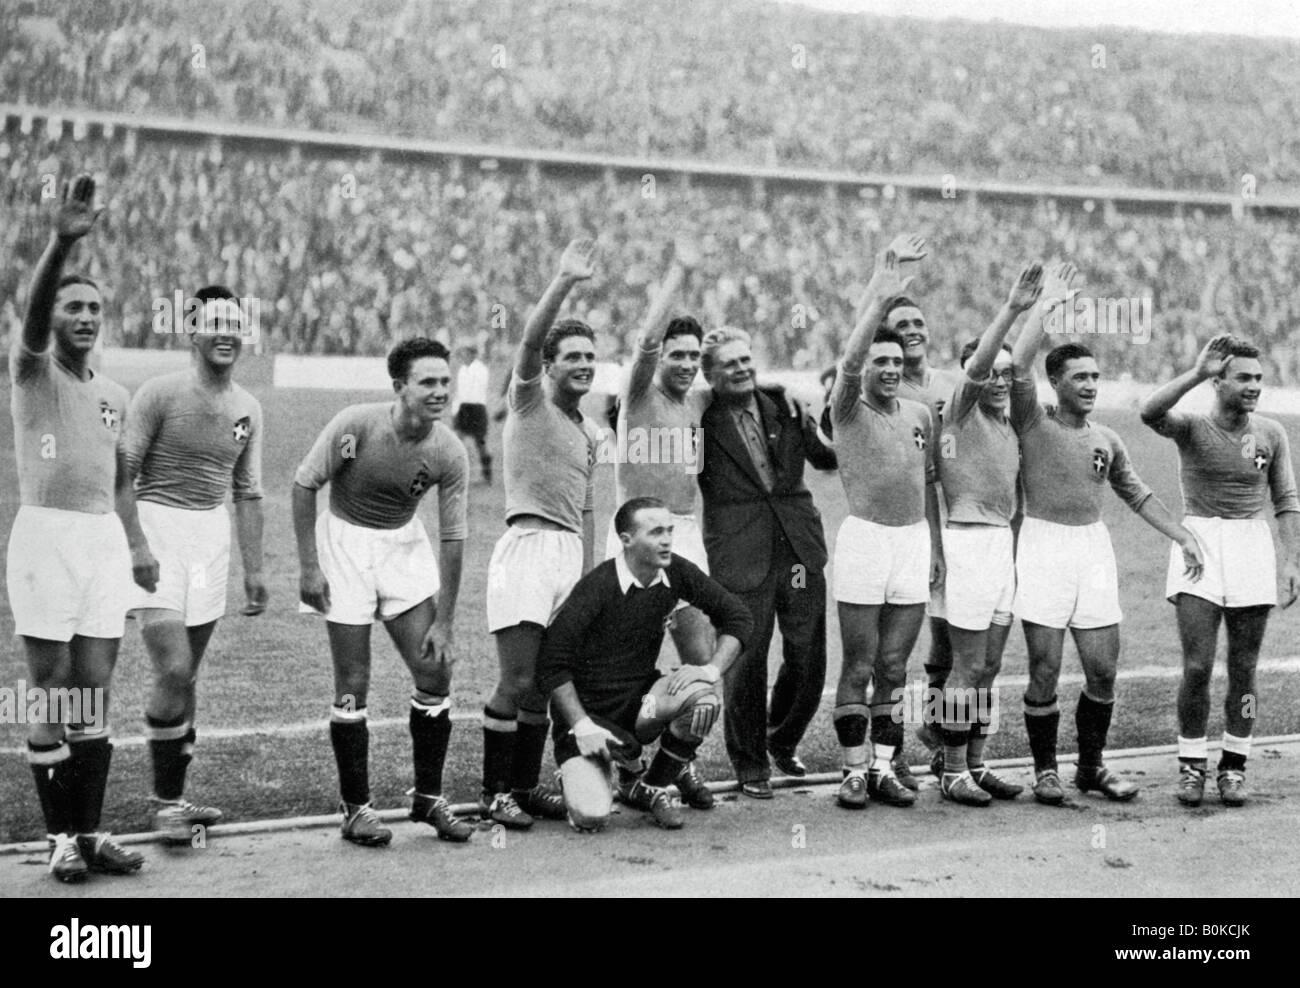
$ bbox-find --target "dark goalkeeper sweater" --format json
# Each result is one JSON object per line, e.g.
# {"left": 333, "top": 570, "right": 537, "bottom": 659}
{"left": 536, "top": 554, "right": 753, "bottom": 719}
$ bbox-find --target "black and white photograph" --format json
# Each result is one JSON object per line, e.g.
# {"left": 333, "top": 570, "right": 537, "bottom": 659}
{"left": 0, "top": 0, "right": 1296, "bottom": 928}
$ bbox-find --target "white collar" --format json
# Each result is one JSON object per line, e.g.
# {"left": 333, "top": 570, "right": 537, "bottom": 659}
{"left": 615, "top": 552, "right": 671, "bottom": 593}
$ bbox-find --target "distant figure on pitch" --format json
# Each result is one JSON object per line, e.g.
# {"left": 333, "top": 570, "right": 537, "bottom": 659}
{"left": 453, "top": 342, "right": 493, "bottom": 484}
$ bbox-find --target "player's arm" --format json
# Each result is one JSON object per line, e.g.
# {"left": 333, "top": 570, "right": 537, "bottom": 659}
{"left": 668, "top": 562, "right": 752, "bottom": 686}
{"left": 17, "top": 174, "right": 102, "bottom": 379}
{"left": 627, "top": 239, "right": 699, "bottom": 403}
{"left": 513, "top": 238, "right": 597, "bottom": 384}
{"left": 1139, "top": 334, "right": 1235, "bottom": 432}
{"left": 291, "top": 413, "right": 348, "bottom": 613}
{"left": 1011, "top": 261, "right": 1079, "bottom": 381}
{"left": 582, "top": 508, "right": 595, "bottom": 574}
{"left": 1266, "top": 427, "right": 1300, "bottom": 607}
{"left": 964, "top": 262, "right": 1043, "bottom": 382}
{"left": 115, "top": 444, "right": 158, "bottom": 593}
{"left": 536, "top": 579, "right": 619, "bottom": 757}
{"left": 1111, "top": 439, "right": 1204, "bottom": 581}
{"left": 800, "top": 403, "right": 838, "bottom": 470}
{"left": 233, "top": 403, "right": 268, "bottom": 615}
{"left": 832, "top": 234, "right": 927, "bottom": 421}
{"left": 424, "top": 439, "right": 469, "bottom": 663}
{"left": 923, "top": 406, "right": 945, "bottom": 587}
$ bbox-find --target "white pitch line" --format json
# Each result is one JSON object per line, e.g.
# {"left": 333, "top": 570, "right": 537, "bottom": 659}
{"left": 3, "top": 656, "right": 1300, "bottom": 756}
{"left": 3, "top": 734, "right": 1298, "bottom": 856}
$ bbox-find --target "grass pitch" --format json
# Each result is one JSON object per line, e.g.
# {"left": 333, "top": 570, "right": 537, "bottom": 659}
{"left": 3, "top": 375, "right": 1300, "bottom": 842}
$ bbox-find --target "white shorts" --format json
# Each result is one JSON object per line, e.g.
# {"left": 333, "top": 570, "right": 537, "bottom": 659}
{"left": 1013, "top": 517, "right": 1121, "bottom": 630}
{"left": 833, "top": 516, "right": 930, "bottom": 606}
{"left": 298, "top": 511, "right": 440, "bottom": 626}
{"left": 940, "top": 525, "right": 1014, "bottom": 631}
{"left": 1166, "top": 516, "right": 1277, "bottom": 608}
{"left": 6, "top": 505, "right": 132, "bottom": 641}
{"left": 486, "top": 526, "right": 583, "bottom": 632}
{"left": 129, "top": 502, "right": 231, "bottom": 626}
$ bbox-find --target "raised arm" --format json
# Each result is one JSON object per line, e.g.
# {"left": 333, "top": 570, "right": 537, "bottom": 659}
{"left": 830, "top": 234, "right": 927, "bottom": 422}
{"left": 1012, "top": 261, "right": 1079, "bottom": 381}
{"left": 1139, "top": 334, "right": 1235, "bottom": 428}
{"left": 17, "top": 173, "right": 101, "bottom": 377}
{"left": 627, "top": 239, "right": 700, "bottom": 402}
{"left": 964, "top": 262, "right": 1043, "bottom": 382}
{"left": 513, "top": 238, "right": 597, "bottom": 383}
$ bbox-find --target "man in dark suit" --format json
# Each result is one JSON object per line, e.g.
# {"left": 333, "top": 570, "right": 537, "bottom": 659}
{"left": 697, "top": 329, "right": 837, "bottom": 797}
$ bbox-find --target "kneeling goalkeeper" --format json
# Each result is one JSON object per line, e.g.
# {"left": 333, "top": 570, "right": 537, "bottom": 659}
{"left": 536, "top": 496, "right": 753, "bottom": 831}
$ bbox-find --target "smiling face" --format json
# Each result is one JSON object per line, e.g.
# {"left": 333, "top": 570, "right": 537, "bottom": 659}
{"left": 1215, "top": 356, "right": 1263, "bottom": 415}
{"left": 658, "top": 331, "right": 702, "bottom": 399}
{"left": 395, "top": 355, "right": 452, "bottom": 424}
{"left": 865, "top": 340, "right": 905, "bottom": 403}
{"left": 1050, "top": 356, "right": 1101, "bottom": 417}
{"left": 620, "top": 505, "right": 674, "bottom": 570}
{"left": 886, "top": 305, "right": 928, "bottom": 366}
{"left": 706, "top": 339, "right": 756, "bottom": 400}
{"left": 546, "top": 334, "right": 596, "bottom": 398}
{"left": 976, "top": 351, "right": 1015, "bottom": 414}
{"left": 52, "top": 282, "right": 102, "bottom": 361}
{"left": 191, "top": 300, "right": 245, "bottom": 370}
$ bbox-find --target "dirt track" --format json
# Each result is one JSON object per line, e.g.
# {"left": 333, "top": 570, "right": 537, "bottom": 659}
{"left": 4, "top": 740, "right": 1297, "bottom": 898}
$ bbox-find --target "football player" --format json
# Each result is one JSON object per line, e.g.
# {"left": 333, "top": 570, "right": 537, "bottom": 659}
{"left": 482, "top": 239, "right": 602, "bottom": 828}
{"left": 827, "top": 234, "right": 942, "bottom": 809}
{"left": 932, "top": 262, "right": 1043, "bottom": 806}
{"left": 537, "top": 497, "right": 752, "bottom": 831}
{"left": 126, "top": 285, "right": 266, "bottom": 844}
{"left": 8, "top": 174, "right": 158, "bottom": 881}
{"left": 1009, "top": 270, "right": 1204, "bottom": 805}
{"left": 1139, "top": 334, "right": 1300, "bottom": 806}
{"left": 293, "top": 338, "right": 472, "bottom": 845}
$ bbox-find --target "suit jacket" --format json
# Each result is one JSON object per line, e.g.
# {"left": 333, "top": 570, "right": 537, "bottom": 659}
{"left": 698, "top": 390, "right": 837, "bottom": 592}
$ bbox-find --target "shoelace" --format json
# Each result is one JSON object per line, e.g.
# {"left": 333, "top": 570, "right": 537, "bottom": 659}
{"left": 351, "top": 805, "right": 383, "bottom": 828}
{"left": 177, "top": 798, "right": 215, "bottom": 816}
{"left": 842, "top": 772, "right": 867, "bottom": 790}
{"left": 1180, "top": 766, "right": 1206, "bottom": 782}
{"left": 494, "top": 793, "right": 526, "bottom": 817}
{"left": 1220, "top": 770, "right": 1245, "bottom": 784}
{"left": 1038, "top": 770, "right": 1061, "bottom": 785}
{"left": 49, "top": 834, "right": 80, "bottom": 869}
{"left": 679, "top": 763, "right": 703, "bottom": 787}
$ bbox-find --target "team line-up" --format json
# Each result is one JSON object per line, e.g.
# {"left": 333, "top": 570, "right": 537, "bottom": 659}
{"left": 9, "top": 175, "right": 1298, "bottom": 883}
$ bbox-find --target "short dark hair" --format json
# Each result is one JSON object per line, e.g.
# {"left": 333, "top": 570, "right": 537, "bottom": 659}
{"left": 1223, "top": 338, "right": 1261, "bottom": 371}
{"left": 542, "top": 318, "right": 595, "bottom": 364}
{"left": 959, "top": 339, "right": 1013, "bottom": 368}
{"left": 614, "top": 496, "right": 666, "bottom": 537}
{"left": 195, "top": 284, "right": 235, "bottom": 303}
{"left": 56, "top": 274, "right": 99, "bottom": 293}
{"left": 1045, "top": 342, "right": 1095, "bottom": 380}
{"left": 387, "top": 337, "right": 450, "bottom": 381}
{"left": 881, "top": 296, "right": 921, "bottom": 328}
{"left": 871, "top": 326, "right": 907, "bottom": 352}
{"left": 663, "top": 315, "right": 703, "bottom": 346}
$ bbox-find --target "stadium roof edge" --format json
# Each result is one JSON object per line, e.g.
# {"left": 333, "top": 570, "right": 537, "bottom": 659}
{"left": 5, "top": 103, "right": 1299, "bottom": 214}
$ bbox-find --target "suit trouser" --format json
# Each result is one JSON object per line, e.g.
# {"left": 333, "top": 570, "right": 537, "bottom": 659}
{"left": 722, "top": 536, "right": 827, "bottom": 783}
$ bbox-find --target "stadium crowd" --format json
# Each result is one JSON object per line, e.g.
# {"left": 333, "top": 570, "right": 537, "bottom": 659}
{"left": 2, "top": 0, "right": 1298, "bottom": 195}
{"left": 2, "top": 131, "right": 1298, "bottom": 383}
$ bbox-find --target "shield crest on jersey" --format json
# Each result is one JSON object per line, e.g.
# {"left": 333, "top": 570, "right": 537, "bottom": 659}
{"left": 409, "top": 466, "right": 431, "bottom": 498}
{"left": 233, "top": 416, "right": 251, "bottom": 443}
{"left": 1254, "top": 451, "right": 1269, "bottom": 472}
{"left": 1091, "top": 449, "right": 1108, "bottom": 478}
{"left": 913, "top": 426, "right": 927, "bottom": 451}
{"left": 99, "top": 401, "right": 119, "bottom": 432}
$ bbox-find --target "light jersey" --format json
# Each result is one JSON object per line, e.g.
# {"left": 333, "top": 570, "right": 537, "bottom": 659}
{"left": 938, "top": 376, "right": 1019, "bottom": 526}
{"left": 502, "top": 370, "right": 600, "bottom": 532}
{"left": 830, "top": 363, "right": 935, "bottom": 526}
{"left": 126, "top": 370, "right": 263, "bottom": 509}
{"left": 294, "top": 402, "right": 467, "bottom": 534}
{"left": 1150, "top": 410, "right": 1300, "bottom": 520}
{"left": 456, "top": 360, "right": 489, "bottom": 406}
{"left": 615, "top": 341, "right": 707, "bottom": 513}
{"left": 9, "top": 345, "right": 128, "bottom": 514}
{"left": 1010, "top": 377, "right": 1152, "bottom": 525}
{"left": 900, "top": 366, "right": 956, "bottom": 430}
